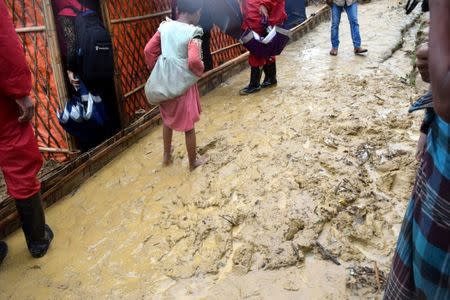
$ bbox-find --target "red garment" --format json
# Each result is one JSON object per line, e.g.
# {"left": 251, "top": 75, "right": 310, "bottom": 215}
{"left": 249, "top": 54, "right": 276, "bottom": 68}
{"left": 52, "top": 0, "right": 84, "bottom": 16}
{"left": 0, "top": 2, "right": 43, "bottom": 200}
{"left": 241, "top": 0, "right": 287, "bottom": 32}
{"left": 144, "top": 31, "right": 204, "bottom": 132}
{"left": 241, "top": 0, "right": 287, "bottom": 67}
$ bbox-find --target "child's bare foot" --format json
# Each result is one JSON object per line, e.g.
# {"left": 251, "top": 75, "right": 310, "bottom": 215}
{"left": 163, "top": 156, "right": 173, "bottom": 166}
{"left": 163, "top": 146, "right": 174, "bottom": 166}
{"left": 189, "top": 156, "right": 209, "bottom": 171}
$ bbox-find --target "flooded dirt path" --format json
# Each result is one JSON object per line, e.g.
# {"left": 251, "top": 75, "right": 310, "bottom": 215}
{"left": 0, "top": 1, "right": 426, "bottom": 298}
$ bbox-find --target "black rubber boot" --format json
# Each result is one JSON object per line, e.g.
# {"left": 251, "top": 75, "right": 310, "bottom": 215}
{"left": 240, "top": 67, "right": 262, "bottom": 95}
{"left": 0, "top": 241, "right": 7, "bottom": 266}
{"left": 261, "top": 62, "right": 277, "bottom": 88}
{"left": 15, "top": 194, "right": 53, "bottom": 258}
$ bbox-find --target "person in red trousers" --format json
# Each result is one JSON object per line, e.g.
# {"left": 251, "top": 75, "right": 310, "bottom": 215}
{"left": 240, "top": 0, "right": 287, "bottom": 95}
{"left": 0, "top": 1, "right": 53, "bottom": 267}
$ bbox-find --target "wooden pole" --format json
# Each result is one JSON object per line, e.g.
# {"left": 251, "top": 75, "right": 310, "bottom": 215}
{"left": 15, "top": 26, "right": 46, "bottom": 33}
{"left": 101, "top": 0, "right": 127, "bottom": 127}
{"left": 42, "top": 0, "right": 77, "bottom": 151}
{"left": 39, "top": 147, "right": 79, "bottom": 154}
{"left": 110, "top": 10, "right": 171, "bottom": 24}
{"left": 123, "top": 83, "right": 146, "bottom": 99}
{"left": 211, "top": 42, "right": 241, "bottom": 55}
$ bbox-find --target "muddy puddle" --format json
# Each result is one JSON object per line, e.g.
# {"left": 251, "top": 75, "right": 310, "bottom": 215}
{"left": 0, "top": 1, "right": 427, "bottom": 299}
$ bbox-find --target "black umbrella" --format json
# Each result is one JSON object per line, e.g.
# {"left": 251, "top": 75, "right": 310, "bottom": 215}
{"left": 203, "top": 0, "right": 242, "bottom": 40}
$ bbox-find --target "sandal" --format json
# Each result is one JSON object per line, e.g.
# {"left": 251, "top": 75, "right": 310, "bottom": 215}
{"left": 354, "top": 47, "right": 368, "bottom": 55}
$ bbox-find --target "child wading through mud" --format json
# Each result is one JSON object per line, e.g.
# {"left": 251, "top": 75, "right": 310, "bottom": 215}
{"left": 144, "top": 0, "right": 207, "bottom": 171}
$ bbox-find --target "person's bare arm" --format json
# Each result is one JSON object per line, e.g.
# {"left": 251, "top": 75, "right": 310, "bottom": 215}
{"left": 15, "top": 96, "right": 35, "bottom": 123}
{"left": 429, "top": 0, "right": 450, "bottom": 122}
{"left": 416, "top": 43, "right": 430, "bottom": 83}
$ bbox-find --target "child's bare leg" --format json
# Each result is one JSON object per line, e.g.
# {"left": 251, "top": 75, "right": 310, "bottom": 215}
{"left": 185, "top": 128, "right": 207, "bottom": 171}
{"left": 163, "top": 125, "right": 173, "bottom": 166}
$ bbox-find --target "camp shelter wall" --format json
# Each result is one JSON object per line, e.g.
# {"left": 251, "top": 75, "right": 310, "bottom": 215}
{"left": 6, "top": 0, "right": 71, "bottom": 160}
{"left": 102, "top": 0, "right": 246, "bottom": 125}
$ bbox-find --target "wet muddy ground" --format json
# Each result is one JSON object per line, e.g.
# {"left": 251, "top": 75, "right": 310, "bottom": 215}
{"left": 0, "top": 1, "right": 427, "bottom": 299}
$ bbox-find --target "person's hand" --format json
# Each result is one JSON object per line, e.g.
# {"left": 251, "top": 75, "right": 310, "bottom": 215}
{"left": 259, "top": 5, "right": 268, "bottom": 18}
{"left": 416, "top": 132, "right": 427, "bottom": 161}
{"left": 15, "top": 96, "right": 35, "bottom": 123}
{"left": 67, "top": 70, "right": 80, "bottom": 89}
{"left": 416, "top": 43, "right": 430, "bottom": 83}
{"left": 326, "top": 0, "right": 334, "bottom": 6}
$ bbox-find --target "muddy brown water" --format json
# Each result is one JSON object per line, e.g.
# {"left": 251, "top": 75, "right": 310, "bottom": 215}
{"left": 0, "top": 1, "right": 426, "bottom": 299}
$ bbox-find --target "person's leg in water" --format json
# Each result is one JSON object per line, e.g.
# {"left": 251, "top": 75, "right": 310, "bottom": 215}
{"left": 163, "top": 125, "right": 174, "bottom": 166}
{"left": 344, "top": 2, "right": 367, "bottom": 54}
{"left": 185, "top": 128, "right": 207, "bottom": 171}
{"left": 330, "top": 3, "right": 342, "bottom": 56}
{"left": 15, "top": 193, "right": 54, "bottom": 258}
{"left": 0, "top": 101, "right": 54, "bottom": 260}
{"left": 240, "top": 54, "right": 263, "bottom": 95}
{"left": 261, "top": 57, "right": 277, "bottom": 88}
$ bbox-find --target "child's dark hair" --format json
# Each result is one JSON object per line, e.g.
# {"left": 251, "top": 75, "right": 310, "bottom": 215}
{"left": 177, "top": 0, "right": 203, "bottom": 14}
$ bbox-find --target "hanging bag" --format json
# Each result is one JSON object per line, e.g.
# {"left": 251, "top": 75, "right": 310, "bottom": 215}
{"left": 240, "top": 16, "right": 292, "bottom": 58}
{"left": 145, "top": 19, "right": 203, "bottom": 105}
{"left": 57, "top": 81, "right": 107, "bottom": 140}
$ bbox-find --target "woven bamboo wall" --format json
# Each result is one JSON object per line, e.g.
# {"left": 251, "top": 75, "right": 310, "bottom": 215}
{"left": 6, "top": 0, "right": 70, "bottom": 159}
{"left": 103, "top": 0, "right": 246, "bottom": 124}
{"left": 210, "top": 27, "right": 245, "bottom": 68}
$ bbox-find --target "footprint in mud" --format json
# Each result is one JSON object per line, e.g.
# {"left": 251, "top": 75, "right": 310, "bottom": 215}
{"left": 198, "top": 137, "right": 222, "bottom": 155}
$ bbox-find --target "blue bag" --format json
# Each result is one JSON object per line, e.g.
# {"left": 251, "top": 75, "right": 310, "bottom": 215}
{"left": 58, "top": 81, "right": 108, "bottom": 141}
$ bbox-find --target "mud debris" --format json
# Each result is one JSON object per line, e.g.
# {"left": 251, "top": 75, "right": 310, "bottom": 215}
{"left": 316, "top": 242, "right": 341, "bottom": 265}
{"left": 346, "top": 265, "right": 387, "bottom": 293}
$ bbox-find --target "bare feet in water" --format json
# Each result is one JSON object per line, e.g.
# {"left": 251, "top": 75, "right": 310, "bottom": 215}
{"left": 329, "top": 48, "right": 338, "bottom": 56}
{"left": 189, "top": 156, "right": 209, "bottom": 171}
{"left": 163, "top": 146, "right": 174, "bottom": 166}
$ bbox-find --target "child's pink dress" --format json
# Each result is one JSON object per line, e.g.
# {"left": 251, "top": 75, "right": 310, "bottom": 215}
{"left": 144, "top": 30, "right": 204, "bottom": 132}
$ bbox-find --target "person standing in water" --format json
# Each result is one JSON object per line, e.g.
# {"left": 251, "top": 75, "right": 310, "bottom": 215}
{"left": 239, "top": 0, "right": 287, "bottom": 95}
{"left": 327, "top": 0, "right": 367, "bottom": 56}
{"left": 0, "top": 1, "right": 54, "bottom": 266}
{"left": 384, "top": 1, "right": 450, "bottom": 298}
{"left": 144, "top": 0, "right": 207, "bottom": 171}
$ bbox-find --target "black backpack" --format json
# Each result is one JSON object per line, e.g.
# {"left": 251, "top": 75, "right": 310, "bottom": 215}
{"left": 69, "top": 7, "right": 115, "bottom": 82}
